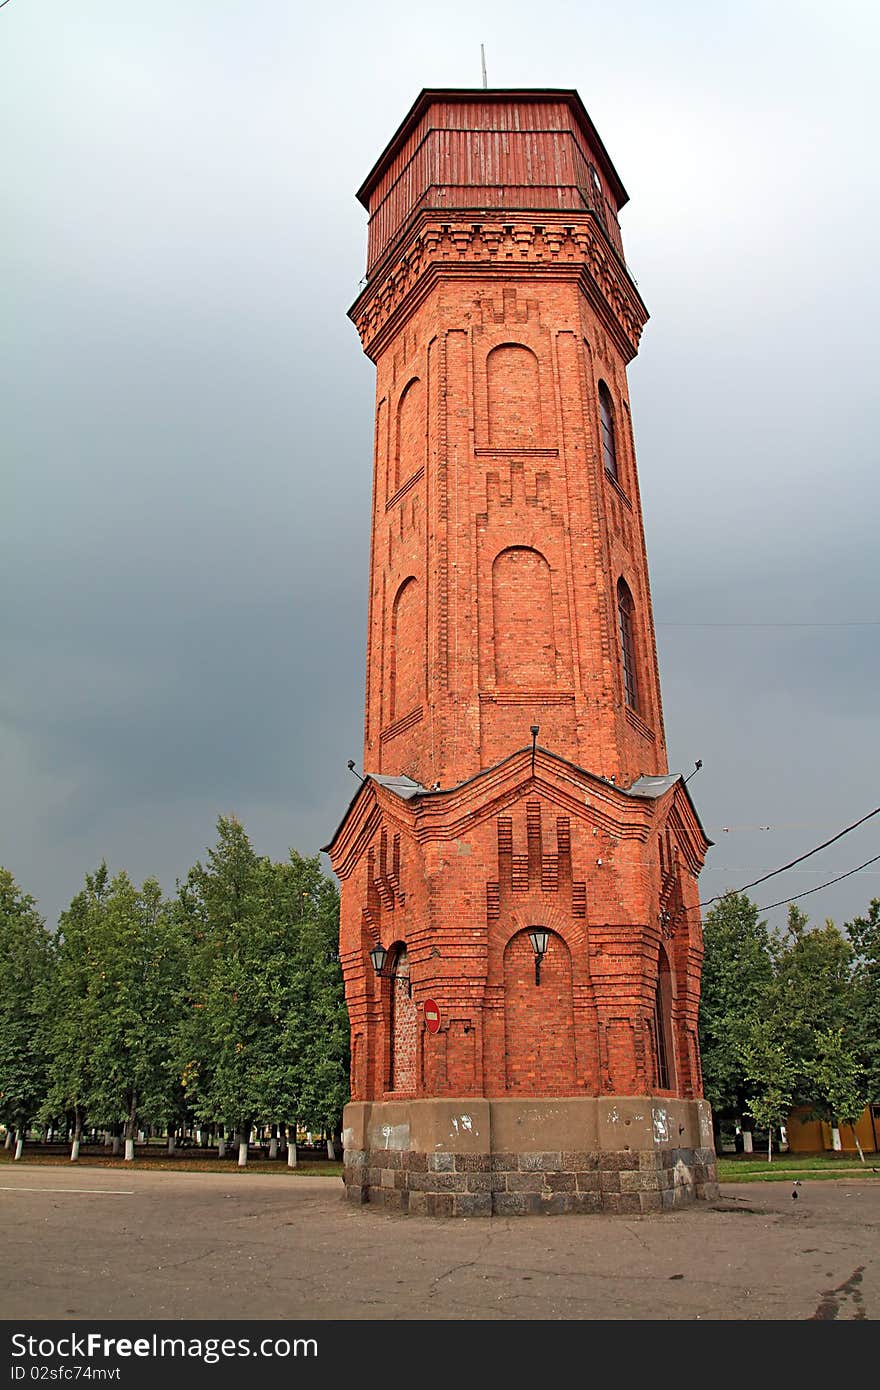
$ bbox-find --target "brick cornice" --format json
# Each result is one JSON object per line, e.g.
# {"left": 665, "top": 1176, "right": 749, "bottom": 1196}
{"left": 349, "top": 210, "right": 648, "bottom": 364}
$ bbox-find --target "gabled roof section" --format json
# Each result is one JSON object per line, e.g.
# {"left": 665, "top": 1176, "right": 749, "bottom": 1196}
{"left": 323, "top": 748, "right": 711, "bottom": 869}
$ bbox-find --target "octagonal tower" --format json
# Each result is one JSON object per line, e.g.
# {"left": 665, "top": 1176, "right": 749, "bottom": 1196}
{"left": 325, "top": 90, "right": 717, "bottom": 1215}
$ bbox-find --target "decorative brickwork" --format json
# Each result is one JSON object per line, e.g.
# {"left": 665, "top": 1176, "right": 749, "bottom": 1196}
{"left": 327, "top": 90, "right": 715, "bottom": 1214}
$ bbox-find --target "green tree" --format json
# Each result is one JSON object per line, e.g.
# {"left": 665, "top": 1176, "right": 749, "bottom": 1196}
{"left": 811, "top": 1027, "right": 868, "bottom": 1161}
{"left": 846, "top": 898, "right": 880, "bottom": 1110}
{"left": 769, "top": 906, "right": 853, "bottom": 1112}
{"left": 84, "top": 872, "right": 185, "bottom": 1159}
{"left": 742, "top": 1021, "right": 799, "bottom": 1163}
{"left": 45, "top": 864, "right": 184, "bottom": 1159}
{"left": 0, "top": 870, "right": 53, "bottom": 1157}
{"left": 43, "top": 865, "right": 107, "bottom": 1158}
{"left": 175, "top": 820, "right": 348, "bottom": 1165}
{"left": 698, "top": 891, "right": 775, "bottom": 1145}
{"left": 283, "top": 857, "right": 347, "bottom": 1147}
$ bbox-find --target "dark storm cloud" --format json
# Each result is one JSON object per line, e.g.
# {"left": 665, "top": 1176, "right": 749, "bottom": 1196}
{"left": 2, "top": 0, "right": 878, "bottom": 932}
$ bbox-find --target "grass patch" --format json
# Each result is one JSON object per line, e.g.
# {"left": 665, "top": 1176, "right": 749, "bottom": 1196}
{"left": 718, "top": 1154, "right": 880, "bottom": 1183}
{"left": 0, "top": 1149, "right": 344, "bottom": 1177}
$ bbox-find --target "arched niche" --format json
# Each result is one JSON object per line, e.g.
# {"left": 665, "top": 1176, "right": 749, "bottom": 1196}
{"left": 493, "top": 547, "right": 555, "bottom": 687}
{"left": 394, "top": 377, "right": 424, "bottom": 491}
{"left": 503, "top": 928, "right": 575, "bottom": 1093}
{"left": 389, "top": 944, "right": 417, "bottom": 1093}
{"left": 487, "top": 344, "right": 542, "bottom": 447}
{"left": 389, "top": 576, "right": 422, "bottom": 720}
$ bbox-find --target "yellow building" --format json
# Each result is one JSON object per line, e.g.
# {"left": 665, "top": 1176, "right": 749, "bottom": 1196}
{"left": 787, "top": 1104, "right": 880, "bottom": 1154}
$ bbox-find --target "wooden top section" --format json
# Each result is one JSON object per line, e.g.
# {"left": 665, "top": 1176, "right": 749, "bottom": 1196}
{"left": 358, "top": 89, "right": 630, "bottom": 274}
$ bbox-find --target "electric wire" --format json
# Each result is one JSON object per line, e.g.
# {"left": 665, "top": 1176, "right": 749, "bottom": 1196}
{"left": 698, "top": 804, "right": 880, "bottom": 908}
{"left": 754, "top": 853, "right": 880, "bottom": 913}
{"left": 657, "top": 620, "right": 879, "bottom": 628}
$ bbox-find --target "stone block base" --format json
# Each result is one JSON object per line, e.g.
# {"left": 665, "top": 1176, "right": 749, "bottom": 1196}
{"left": 342, "top": 1096, "right": 718, "bottom": 1216}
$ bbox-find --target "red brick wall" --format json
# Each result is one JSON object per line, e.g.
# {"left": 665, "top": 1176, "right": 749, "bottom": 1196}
{"left": 360, "top": 262, "right": 666, "bottom": 789}
{"left": 333, "top": 771, "right": 708, "bottom": 1104}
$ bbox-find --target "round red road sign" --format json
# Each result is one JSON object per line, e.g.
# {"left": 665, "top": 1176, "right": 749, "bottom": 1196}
{"left": 423, "top": 999, "right": 441, "bottom": 1034}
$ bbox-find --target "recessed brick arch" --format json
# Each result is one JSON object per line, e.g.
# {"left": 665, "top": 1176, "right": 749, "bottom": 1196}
{"left": 652, "top": 942, "right": 677, "bottom": 1092}
{"left": 389, "top": 943, "right": 417, "bottom": 1093}
{"left": 395, "top": 376, "right": 424, "bottom": 491}
{"left": 487, "top": 343, "right": 542, "bottom": 446}
{"left": 492, "top": 547, "right": 555, "bottom": 687}
{"left": 503, "top": 927, "right": 575, "bottom": 1094}
{"left": 389, "top": 576, "right": 422, "bottom": 720}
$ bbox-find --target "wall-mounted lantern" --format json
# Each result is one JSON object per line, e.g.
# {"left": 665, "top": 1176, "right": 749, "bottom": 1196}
{"left": 369, "top": 943, "right": 388, "bottom": 976}
{"left": 528, "top": 928, "right": 550, "bottom": 986}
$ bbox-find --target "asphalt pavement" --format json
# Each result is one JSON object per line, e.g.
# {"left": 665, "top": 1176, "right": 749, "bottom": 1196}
{"left": 1, "top": 1165, "right": 876, "bottom": 1320}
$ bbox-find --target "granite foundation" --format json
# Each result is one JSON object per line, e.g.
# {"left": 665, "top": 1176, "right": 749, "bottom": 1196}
{"left": 342, "top": 1096, "right": 719, "bottom": 1216}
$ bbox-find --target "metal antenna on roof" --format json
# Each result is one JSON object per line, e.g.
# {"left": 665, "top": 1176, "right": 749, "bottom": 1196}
{"left": 480, "top": 43, "right": 488, "bottom": 89}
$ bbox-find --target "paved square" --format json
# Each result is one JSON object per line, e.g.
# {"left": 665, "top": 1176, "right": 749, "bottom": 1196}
{"left": 1, "top": 1166, "right": 877, "bottom": 1319}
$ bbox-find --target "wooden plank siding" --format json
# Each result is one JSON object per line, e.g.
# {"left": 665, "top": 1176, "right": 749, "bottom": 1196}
{"left": 362, "top": 95, "right": 625, "bottom": 275}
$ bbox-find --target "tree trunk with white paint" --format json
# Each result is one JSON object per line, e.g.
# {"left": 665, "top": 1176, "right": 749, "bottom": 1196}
{"left": 112, "top": 1134, "right": 121, "bottom": 1156}
{"left": 238, "top": 1140, "right": 249, "bottom": 1168}
{"left": 326, "top": 1138, "right": 336, "bottom": 1160}
{"left": 124, "top": 1095, "right": 139, "bottom": 1161}
{"left": 831, "top": 1126, "right": 842, "bottom": 1151}
{"left": 269, "top": 1137, "right": 278, "bottom": 1160}
{"left": 4, "top": 1130, "right": 12, "bottom": 1150}
{"left": 167, "top": 1133, "right": 175, "bottom": 1155}
{"left": 767, "top": 1130, "right": 773, "bottom": 1162}
{"left": 287, "top": 1141, "right": 297, "bottom": 1168}
{"left": 217, "top": 1137, "right": 226, "bottom": 1158}
{"left": 14, "top": 1131, "right": 24, "bottom": 1161}
{"left": 742, "top": 1130, "right": 753, "bottom": 1154}
{"left": 71, "top": 1112, "right": 82, "bottom": 1162}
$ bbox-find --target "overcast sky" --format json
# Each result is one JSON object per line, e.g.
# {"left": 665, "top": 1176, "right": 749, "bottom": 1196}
{"left": 2, "top": 0, "right": 878, "bottom": 935}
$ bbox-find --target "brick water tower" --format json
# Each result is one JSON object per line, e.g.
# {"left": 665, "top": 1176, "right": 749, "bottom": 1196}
{"left": 325, "top": 89, "right": 718, "bottom": 1214}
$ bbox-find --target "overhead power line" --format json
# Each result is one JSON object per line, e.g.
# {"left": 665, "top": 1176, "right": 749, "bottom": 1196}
{"left": 658, "top": 620, "right": 879, "bottom": 628}
{"left": 699, "top": 803, "right": 880, "bottom": 908}
{"left": 755, "top": 853, "right": 880, "bottom": 913}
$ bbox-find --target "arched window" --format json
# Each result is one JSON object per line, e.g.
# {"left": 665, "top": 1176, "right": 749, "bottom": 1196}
{"left": 653, "top": 946, "right": 676, "bottom": 1091}
{"left": 598, "top": 381, "right": 618, "bottom": 483}
{"left": 617, "top": 578, "right": 639, "bottom": 712}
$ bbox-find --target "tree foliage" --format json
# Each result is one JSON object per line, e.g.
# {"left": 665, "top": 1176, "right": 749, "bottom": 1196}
{"left": 700, "top": 893, "right": 880, "bottom": 1152}
{"left": 698, "top": 891, "right": 774, "bottom": 1125}
{"left": 43, "top": 865, "right": 185, "bottom": 1144}
{"left": 174, "top": 819, "right": 347, "bottom": 1147}
{"left": 0, "top": 870, "right": 52, "bottom": 1135}
{"left": 846, "top": 898, "right": 880, "bottom": 1106}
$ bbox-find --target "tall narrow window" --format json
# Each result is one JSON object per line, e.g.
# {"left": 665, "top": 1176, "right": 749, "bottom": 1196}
{"left": 653, "top": 978, "right": 670, "bottom": 1090}
{"left": 653, "top": 946, "right": 676, "bottom": 1091}
{"left": 598, "top": 381, "right": 618, "bottom": 483}
{"left": 617, "top": 578, "right": 639, "bottom": 712}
